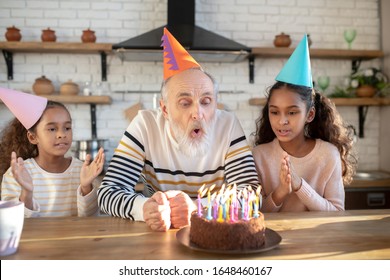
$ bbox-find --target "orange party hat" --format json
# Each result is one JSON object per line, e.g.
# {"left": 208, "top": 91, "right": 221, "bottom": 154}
{"left": 0, "top": 87, "right": 47, "bottom": 130}
{"left": 161, "top": 27, "right": 201, "bottom": 80}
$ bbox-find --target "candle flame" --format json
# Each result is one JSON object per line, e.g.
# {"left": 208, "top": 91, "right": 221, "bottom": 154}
{"left": 198, "top": 184, "right": 205, "bottom": 195}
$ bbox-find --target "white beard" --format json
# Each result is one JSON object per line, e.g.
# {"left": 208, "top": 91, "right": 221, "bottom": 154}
{"left": 168, "top": 114, "right": 216, "bottom": 158}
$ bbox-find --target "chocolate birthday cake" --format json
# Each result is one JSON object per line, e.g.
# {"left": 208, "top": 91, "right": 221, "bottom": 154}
{"left": 189, "top": 185, "right": 265, "bottom": 250}
{"left": 190, "top": 211, "right": 265, "bottom": 250}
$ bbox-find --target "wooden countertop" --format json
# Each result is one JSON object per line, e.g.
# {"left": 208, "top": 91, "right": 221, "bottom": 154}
{"left": 2, "top": 209, "right": 389, "bottom": 260}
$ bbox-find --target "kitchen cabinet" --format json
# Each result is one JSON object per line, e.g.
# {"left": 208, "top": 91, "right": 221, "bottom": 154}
{"left": 344, "top": 172, "right": 390, "bottom": 210}
{"left": 0, "top": 41, "right": 112, "bottom": 81}
{"left": 345, "top": 187, "right": 390, "bottom": 209}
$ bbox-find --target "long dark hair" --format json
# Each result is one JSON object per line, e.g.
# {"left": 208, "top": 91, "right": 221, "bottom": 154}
{"left": 253, "top": 81, "right": 357, "bottom": 184}
{"left": 0, "top": 101, "right": 69, "bottom": 178}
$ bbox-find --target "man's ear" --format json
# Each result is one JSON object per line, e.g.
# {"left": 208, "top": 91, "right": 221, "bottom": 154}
{"left": 160, "top": 99, "right": 168, "bottom": 119}
{"left": 27, "top": 131, "right": 38, "bottom": 145}
{"left": 306, "top": 107, "right": 315, "bottom": 123}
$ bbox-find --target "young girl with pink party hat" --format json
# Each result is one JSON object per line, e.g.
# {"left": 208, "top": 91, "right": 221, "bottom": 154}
{"left": 0, "top": 88, "right": 104, "bottom": 217}
{"left": 252, "top": 35, "right": 357, "bottom": 212}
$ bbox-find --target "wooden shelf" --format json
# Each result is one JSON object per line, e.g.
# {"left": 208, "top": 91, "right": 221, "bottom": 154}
{"left": 0, "top": 41, "right": 112, "bottom": 54}
{"left": 0, "top": 95, "right": 112, "bottom": 105}
{"left": 251, "top": 47, "right": 384, "bottom": 60}
{"left": 0, "top": 41, "right": 112, "bottom": 81}
{"left": 39, "top": 95, "right": 112, "bottom": 104}
{"left": 249, "top": 97, "right": 390, "bottom": 106}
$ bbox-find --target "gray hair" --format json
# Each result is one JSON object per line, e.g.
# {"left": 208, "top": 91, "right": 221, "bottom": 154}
{"left": 160, "top": 68, "right": 219, "bottom": 102}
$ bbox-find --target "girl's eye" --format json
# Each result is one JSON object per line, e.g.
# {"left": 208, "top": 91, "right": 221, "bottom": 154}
{"left": 289, "top": 111, "right": 298, "bottom": 115}
{"left": 270, "top": 111, "right": 278, "bottom": 115}
{"left": 48, "top": 128, "right": 56, "bottom": 132}
{"left": 65, "top": 126, "right": 72, "bottom": 131}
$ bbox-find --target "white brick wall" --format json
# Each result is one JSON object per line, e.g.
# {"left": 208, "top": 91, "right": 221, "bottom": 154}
{"left": 0, "top": 0, "right": 384, "bottom": 170}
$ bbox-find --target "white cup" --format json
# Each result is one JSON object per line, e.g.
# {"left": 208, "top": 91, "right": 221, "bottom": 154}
{"left": 0, "top": 200, "right": 24, "bottom": 256}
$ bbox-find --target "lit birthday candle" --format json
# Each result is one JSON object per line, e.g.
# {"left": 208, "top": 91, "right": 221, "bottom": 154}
{"left": 207, "top": 192, "right": 216, "bottom": 220}
{"left": 197, "top": 184, "right": 205, "bottom": 217}
{"left": 258, "top": 185, "right": 263, "bottom": 210}
{"left": 241, "top": 189, "right": 246, "bottom": 219}
{"left": 207, "top": 184, "right": 215, "bottom": 207}
{"left": 236, "top": 189, "right": 241, "bottom": 220}
{"left": 229, "top": 192, "right": 235, "bottom": 223}
{"left": 213, "top": 193, "right": 220, "bottom": 220}
{"left": 253, "top": 186, "right": 260, "bottom": 218}
{"left": 217, "top": 201, "right": 224, "bottom": 222}
{"left": 222, "top": 185, "right": 231, "bottom": 220}
{"left": 247, "top": 187, "right": 253, "bottom": 218}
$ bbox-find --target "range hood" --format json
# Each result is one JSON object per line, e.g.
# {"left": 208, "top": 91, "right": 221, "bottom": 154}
{"left": 112, "top": 0, "right": 251, "bottom": 63}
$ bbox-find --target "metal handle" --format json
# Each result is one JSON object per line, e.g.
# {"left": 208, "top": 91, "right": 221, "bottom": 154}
{"left": 367, "top": 193, "right": 385, "bottom": 207}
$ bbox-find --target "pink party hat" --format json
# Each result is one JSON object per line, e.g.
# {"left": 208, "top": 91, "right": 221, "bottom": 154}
{"left": 0, "top": 87, "right": 47, "bottom": 129}
{"left": 275, "top": 34, "right": 313, "bottom": 88}
{"left": 161, "top": 27, "right": 201, "bottom": 80}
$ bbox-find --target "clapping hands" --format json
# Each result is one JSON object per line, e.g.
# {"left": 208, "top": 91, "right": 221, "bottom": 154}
{"left": 80, "top": 147, "right": 105, "bottom": 195}
{"left": 280, "top": 152, "right": 302, "bottom": 193}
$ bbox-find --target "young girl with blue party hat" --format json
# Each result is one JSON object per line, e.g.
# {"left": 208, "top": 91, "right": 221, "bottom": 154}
{"left": 252, "top": 35, "right": 357, "bottom": 212}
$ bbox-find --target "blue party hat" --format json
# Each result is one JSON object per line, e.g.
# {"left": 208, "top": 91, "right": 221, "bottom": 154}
{"left": 275, "top": 34, "right": 313, "bottom": 88}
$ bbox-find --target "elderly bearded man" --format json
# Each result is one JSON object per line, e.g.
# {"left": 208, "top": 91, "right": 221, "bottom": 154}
{"left": 98, "top": 28, "right": 260, "bottom": 231}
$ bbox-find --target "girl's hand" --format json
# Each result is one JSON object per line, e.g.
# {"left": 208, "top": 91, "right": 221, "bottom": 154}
{"left": 11, "top": 152, "right": 33, "bottom": 192}
{"left": 279, "top": 153, "right": 292, "bottom": 194}
{"left": 80, "top": 147, "right": 105, "bottom": 195}
{"left": 285, "top": 156, "right": 302, "bottom": 192}
{"left": 11, "top": 151, "right": 34, "bottom": 210}
{"left": 272, "top": 152, "right": 293, "bottom": 206}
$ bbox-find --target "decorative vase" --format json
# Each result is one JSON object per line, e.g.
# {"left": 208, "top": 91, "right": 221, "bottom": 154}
{"left": 81, "top": 28, "right": 96, "bottom": 43}
{"left": 41, "top": 28, "right": 56, "bottom": 42}
{"left": 356, "top": 85, "right": 377, "bottom": 98}
{"left": 60, "top": 80, "right": 79, "bottom": 96}
{"left": 32, "top": 75, "right": 55, "bottom": 95}
{"left": 5, "top": 26, "right": 22, "bottom": 41}
{"left": 273, "top": 32, "right": 291, "bottom": 47}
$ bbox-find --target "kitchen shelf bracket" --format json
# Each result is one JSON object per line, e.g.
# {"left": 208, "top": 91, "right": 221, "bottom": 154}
{"left": 100, "top": 51, "right": 107, "bottom": 81}
{"left": 358, "top": 105, "right": 369, "bottom": 138}
{"left": 90, "top": 104, "right": 97, "bottom": 139}
{"left": 352, "top": 59, "right": 362, "bottom": 74}
{"left": 248, "top": 55, "right": 255, "bottom": 83}
{"left": 2, "top": 50, "right": 13, "bottom": 80}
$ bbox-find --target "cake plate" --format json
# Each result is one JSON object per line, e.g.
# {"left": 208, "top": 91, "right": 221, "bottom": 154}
{"left": 176, "top": 227, "right": 282, "bottom": 255}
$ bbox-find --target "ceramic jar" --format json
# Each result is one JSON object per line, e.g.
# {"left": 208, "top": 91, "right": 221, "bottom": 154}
{"left": 60, "top": 80, "right": 79, "bottom": 96}
{"left": 41, "top": 28, "right": 56, "bottom": 42}
{"left": 32, "top": 76, "right": 55, "bottom": 95}
{"left": 273, "top": 32, "right": 292, "bottom": 47}
{"left": 81, "top": 28, "right": 96, "bottom": 43}
{"left": 5, "top": 26, "right": 22, "bottom": 41}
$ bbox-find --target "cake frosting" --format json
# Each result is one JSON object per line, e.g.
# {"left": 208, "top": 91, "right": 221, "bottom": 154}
{"left": 190, "top": 210, "right": 265, "bottom": 250}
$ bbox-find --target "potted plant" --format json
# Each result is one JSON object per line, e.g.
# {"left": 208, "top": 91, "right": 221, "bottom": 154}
{"left": 349, "top": 67, "right": 389, "bottom": 97}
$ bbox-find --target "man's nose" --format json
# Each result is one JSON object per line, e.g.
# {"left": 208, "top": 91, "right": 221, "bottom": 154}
{"left": 191, "top": 104, "right": 203, "bottom": 120}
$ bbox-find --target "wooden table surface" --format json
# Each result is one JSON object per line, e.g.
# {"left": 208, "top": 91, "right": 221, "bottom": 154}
{"left": 2, "top": 209, "right": 389, "bottom": 260}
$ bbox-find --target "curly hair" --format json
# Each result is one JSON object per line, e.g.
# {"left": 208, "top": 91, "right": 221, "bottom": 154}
{"left": 0, "top": 101, "right": 69, "bottom": 178}
{"left": 253, "top": 81, "right": 357, "bottom": 185}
